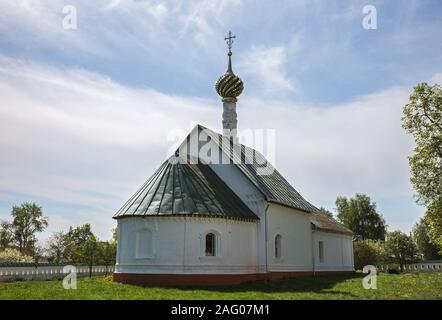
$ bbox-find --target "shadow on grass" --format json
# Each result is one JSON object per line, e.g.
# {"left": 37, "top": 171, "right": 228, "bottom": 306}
{"left": 136, "top": 274, "right": 364, "bottom": 298}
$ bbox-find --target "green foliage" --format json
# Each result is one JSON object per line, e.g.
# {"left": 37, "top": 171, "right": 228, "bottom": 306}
{"left": 412, "top": 218, "right": 441, "bottom": 259}
{"left": 335, "top": 194, "right": 387, "bottom": 240}
{"left": 424, "top": 198, "right": 442, "bottom": 254}
{"left": 80, "top": 235, "right": 98, "bottom": 270}
{"left": 402, "top": 83, "right": 442, "bottom": 253}
{"left": 401, "top": 82, "right": 442, "bottom": 205}
{"left": 0, "top": 220, "right": 13, "bottom": 249}
{"left": 1, "top": 274, "right": 442, "bottom": 300}
{"left": 0, "top": 248, "right": 34, "bottom": 263}
{"left": 52, "top": 224, "right": 116, "bottom": 269}
{"left": 318, "top": 207, "right": 333, "bottom": 219}
{"left": 66, "top": 223, "right": 94, "bottom": 246}
{"left": 11, "top": 202, "right": 48, "bottom": 254}
{"left": 353, "top": 240, "right": 387, "bottom": 270}
{"left": 112, "top": 227, "right": 118, "bottom": 243}
{"left": 385, "top": 231, "right": 417, "bottom": 270}
{"left": 96, "top": 241, "right": 117, "bottom": 267}
{"left": 46, "top": 232, "right": 69, "bottom": 263}
{"left": 64, "top": 224, "right": 95, "bottom": 263}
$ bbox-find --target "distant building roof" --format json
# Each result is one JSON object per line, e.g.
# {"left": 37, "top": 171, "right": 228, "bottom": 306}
{"left": 310, "top": 213, "right": 353, "bottom": 236}
{"left": 113, "top": 155, "right": 259, "bottom": 221}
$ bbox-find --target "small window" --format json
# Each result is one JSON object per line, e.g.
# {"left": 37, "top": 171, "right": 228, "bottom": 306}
{"left": 275, "top": 234, "right": 282, "bottom": 259}
{"left": 205, "top": 233, "right": 216, "bottom": 256}
{"left": 318, "top": 241, "right": 324, "bottom": 263}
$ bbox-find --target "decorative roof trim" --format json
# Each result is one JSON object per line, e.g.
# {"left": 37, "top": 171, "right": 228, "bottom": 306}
{"left": 113, "top": 213, "right": 258, "bottom": 223}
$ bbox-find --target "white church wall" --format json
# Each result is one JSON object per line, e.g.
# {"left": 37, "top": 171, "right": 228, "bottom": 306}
{"left": 116, "top": 216, "right": 258, "bottom": 274}
{"left": 266, "top": 203, "right": 314, "bottom": 272}
{"left": 179, "top": 126, "right": 269, "bottom": 273}
{"left": 312, "top": 230, "right": 354, "bottom": 271}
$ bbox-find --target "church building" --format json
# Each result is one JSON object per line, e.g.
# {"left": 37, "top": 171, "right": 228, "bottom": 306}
{"left": 112, "top": 33, "right": 354, "bottom": 285}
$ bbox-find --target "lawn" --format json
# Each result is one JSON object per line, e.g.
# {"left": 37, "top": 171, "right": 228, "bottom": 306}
{"left": 0, "top": 272, "right": 441, "bottom": 300}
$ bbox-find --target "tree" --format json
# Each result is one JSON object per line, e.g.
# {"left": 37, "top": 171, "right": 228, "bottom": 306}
{"left": 412, "top": 218, "right": 441, "bottom": 260}
{"left": 385, "top": 231, "right": 417, "bottom": 271}
{"left": 353, "top": 239, "right": 387, "bottom": 270}
{"left": 112, "top": 227, "right": 118, "bottom": 243}
{"left": 64, "top": 224, "right": 94, "bottom": 262}
{"left": 402, "top": 83, "right": 442, "bottom": 251}
{"left": 424, "top": 199, "right": 442, "bottom": 254}
{"left": 401, "top": 82, "right": 442, "bottom": 205}
{"left": 318, "top": 207, "right": 334, "bottom": 219}
{"left": 46, "top": 232, "right": 68, "bottom": 263}
{"left": 335, "top": 194, "right": 387, "bottom": 240}
{"left": 32, "top": 242, "right": 45, "bottom": 264}
{"left": 97, "top": 241, "right": 117, "bottom": 274}
{"left": 11, "top": 202, "right": 48, "bottom": 254}
{"left": 0, "top": 220, "right": 13, "bottom": 249}
{"left": 79, "top": 235, "right": 98, "bottom": 278}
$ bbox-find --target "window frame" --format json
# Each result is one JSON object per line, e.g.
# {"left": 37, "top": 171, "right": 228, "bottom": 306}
{"left": 200, "top": 229, "right": 222, "bottom": 259}
{"left": 205, "top": 232, "right": 216, "bottom": 257}
{"left": 274, "top": 234, "right": 282, "bottom": 260}
{"left": 135, "top": 227, "right": 155, "bottom": 259}
{"left": 318, "top": 240, "right": 324, "bottom": 263}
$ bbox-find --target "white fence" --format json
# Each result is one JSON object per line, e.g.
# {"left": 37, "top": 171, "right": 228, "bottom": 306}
{"left": 0, "top": 265, "right": 115, "bottom": 282}
{"left": 378, "top": 262, "right": 442, "bottom": 273}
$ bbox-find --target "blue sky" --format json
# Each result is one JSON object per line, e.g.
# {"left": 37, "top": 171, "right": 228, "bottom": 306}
{"left": 0, "top": 0, "right": 441, "bottom": 241}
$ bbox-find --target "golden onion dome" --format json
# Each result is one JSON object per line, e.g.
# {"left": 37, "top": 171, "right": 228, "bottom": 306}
{"left": 215, "top": 52, "right": 244, "bottom": 100}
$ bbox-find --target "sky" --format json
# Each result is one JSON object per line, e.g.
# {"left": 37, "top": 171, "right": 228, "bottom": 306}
{"left": 0, "top": 0, "right": 441, "bottom": 242}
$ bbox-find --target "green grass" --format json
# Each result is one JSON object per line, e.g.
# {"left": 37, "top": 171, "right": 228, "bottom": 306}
{"left": 0, "top": 272, "right": 441, "bottom": 300}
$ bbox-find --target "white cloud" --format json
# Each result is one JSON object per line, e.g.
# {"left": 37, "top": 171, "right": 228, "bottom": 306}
{"left": 0, "top": 0, "right": 242, "bottom": 61}
{"left": 430, "top": 73, "right": 442, "bottom": 85}
{"left": 239, "top": 46, "right": 295, "bottom": 93}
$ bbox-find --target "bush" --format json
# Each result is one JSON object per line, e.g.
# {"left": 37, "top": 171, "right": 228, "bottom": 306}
{"left": 0, "top": 248, "right": 34, "bottom": 263}
{"left": 353, "top": 240, "right": 387, "bottom": 270}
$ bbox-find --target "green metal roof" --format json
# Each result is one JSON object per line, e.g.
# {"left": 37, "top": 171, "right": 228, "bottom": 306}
{"left": 197, "top": 125, "right": 319, "bottom": 213}
{"left": 113, "top": 155, "right": 259, "bottom": 221}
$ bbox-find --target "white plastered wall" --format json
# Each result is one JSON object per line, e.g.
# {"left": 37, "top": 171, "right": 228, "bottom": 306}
{"left": 312, "top": 230, "right": 354, "bottom": 271}
{"left": 115, "top": 216, "right": 258, "bottom": 274}
{"left": 266, "top": 203, "right": 314, "bottom": 272}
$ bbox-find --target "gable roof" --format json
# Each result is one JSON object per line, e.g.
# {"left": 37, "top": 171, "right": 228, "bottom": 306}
{"left": 195, "top": 125, "right": 319, "bottom": 213}
{"left": 113, "top": 155, "right": 259, "bottom": 221}
{"left": 310, "top": 213, "right": 353, "bottom": 236}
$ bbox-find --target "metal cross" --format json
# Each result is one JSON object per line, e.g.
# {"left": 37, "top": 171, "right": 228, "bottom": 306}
{"left": 224, "top": 31, "right": 236, "bottom": 53}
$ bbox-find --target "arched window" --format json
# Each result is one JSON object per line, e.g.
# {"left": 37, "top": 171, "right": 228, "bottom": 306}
{"left": 275, "top": 234, "right": 282, "bottom": 259}
{"left": 205, "top": 233, "right": 216, "bottom": 256}
{"left": 318, "top": 241, "right": 324, "bottom": 263}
